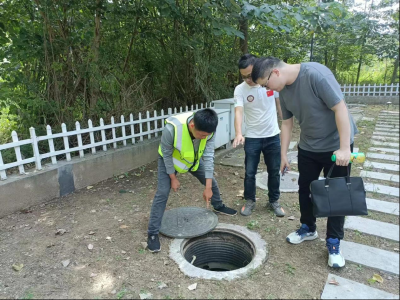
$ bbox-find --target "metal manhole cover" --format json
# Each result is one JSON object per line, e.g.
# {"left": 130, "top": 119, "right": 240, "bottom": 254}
{"left": 160, "top": 207, "right": 218, "bottom": 238}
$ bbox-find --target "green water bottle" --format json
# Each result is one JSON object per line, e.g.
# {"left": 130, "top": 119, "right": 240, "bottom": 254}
{"left": 331, "top": 152, "right": 365, "bottom": 163}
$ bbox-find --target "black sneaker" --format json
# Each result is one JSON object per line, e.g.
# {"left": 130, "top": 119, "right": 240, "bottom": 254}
{"left": 147, "top": 234, "right": 161, "bottom": 253}
{"left": 213, "top": 204, "right": 237, "bottom": 216}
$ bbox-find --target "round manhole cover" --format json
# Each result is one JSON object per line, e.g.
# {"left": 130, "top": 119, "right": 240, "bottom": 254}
{"left": 160, "top": 207, "right": 218, "bottom": 238}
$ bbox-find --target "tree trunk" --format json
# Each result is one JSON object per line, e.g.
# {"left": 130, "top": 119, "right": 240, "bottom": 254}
{"left": 324, "top": 50, "right": 328, "bottom": 66}
{"left": 122, "top": 0, "right": 142, "bottom": 74}
{"left": 91, "top": 0, "right": 102, "bottom": 110}
{"left": 391, "top": 56, "right": 399, "bottom": 83}
{"left": 356, "top": 38, "right": 366, "bottom": 85}
{"left": 332, "top": 45, "right": 339, "bottom": 77}
{"left": 239, "top": 17, "right": 248, "bottom": 54}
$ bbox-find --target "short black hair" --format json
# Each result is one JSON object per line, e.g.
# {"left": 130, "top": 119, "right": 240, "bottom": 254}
{"left": 193, "top": 108, "right": 218, "bottom": 133}
{"left": 251, "top": 56, "right": 282, "bottom": 83}
{"left": 238, "top": 53, "right": 258, "bottom": 69}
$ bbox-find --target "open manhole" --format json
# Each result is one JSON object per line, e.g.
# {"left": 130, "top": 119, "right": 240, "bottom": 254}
{"left": 169, "top": 223, "right": 267, "bottom": 280}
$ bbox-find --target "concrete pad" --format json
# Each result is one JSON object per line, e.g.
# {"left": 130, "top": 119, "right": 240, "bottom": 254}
{"left": 379, "top": 117, "right": 399, "bottom": 121}
{"left": 378, "top": 116, "right": 399, "bottom": 119}
{"left": 256, "top": 171, "right": 299, "bottom": 192}
{"left": 371, "top": 140, "right": 399, "bottom": 148}
{"left": 373, "top": 127, "right": 393, "bottom": 132}
{"left": 360, "top": 170, "right": 399, "bottom": 183}
{"left": 341, "top": 241, "right": 400, "bottom": 276}
{"left": 366, "top": 152, "right": 399, "bottom": 162}
{"left": 364, "top": 160, "right": 399, "bottom": 172}
{"left": 377, "top": 122, "right": 399, "bottom": 126}
{"left": 344, "top": 216, "right": 399, "bottom": 241}
{"left": 373, "top": 131, "right": 400, "bottom": 137}
{"left": 372, "top": 135, "right": 399, "bottom": 142}
{"left": 381, "top": 110, "right": 399, "bottom": 114}
{"left": 321, "top": 273, "right": 399, "bottom": 299}
{"left": 288, "top": 141, "right": 297, "bottom": 151}
{"left": 287, "top": 151, "right": 298, "bottom": 164}
{"left": 365, "top": 183, "right": 399, "bottom": 197}
{"left": 352, "top": 114, "right": 363, "bottom": 123}
{"left": 219, "top": 148, "right": 245, "bottom": 168}
{"left": 375, "top": 125, "right": 399, "bottom": 129}
{"left": 366, "top": 198, "right": 399, "bottom": 215}
{"left": 369, "top": 147, "right": 400, "bottom": 154}
{"left": 362, "top": 117, "right": 375, "bottom": 122}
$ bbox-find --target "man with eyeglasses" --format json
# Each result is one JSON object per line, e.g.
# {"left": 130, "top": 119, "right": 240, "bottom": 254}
{"left": 233, "top": 54, "right": 284, "bottom": 217}
{"left": 251, "top": 56, "right": 358, "bottom": 268}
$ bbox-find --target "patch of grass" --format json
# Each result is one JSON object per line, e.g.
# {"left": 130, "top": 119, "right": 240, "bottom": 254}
{"left": 117, "top": 288, "right": 127, "bottom": 299}
{"left": 285, "top": 263, "right": 296, "bottom": 275}
{"left": 22, "top": 291, "right": 34, "bottom": 300}
{"left": 265, "top": 226, "right": 276, "bottom": 233}
{"left": 247, "top": 220, "right": 260, "bottom": 230}
{"left": 138, "top": 249, "right": 145, "bottom": 254}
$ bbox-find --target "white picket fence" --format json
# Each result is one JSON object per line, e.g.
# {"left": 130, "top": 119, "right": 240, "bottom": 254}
{"left": 0, "top": 103, "right": 210, "bottom": 181}
{"left": 1, "top": 83, "right": 399, "bottom": 181}
{"left": 340, "top": 83, "right": 399, "bottom": 96}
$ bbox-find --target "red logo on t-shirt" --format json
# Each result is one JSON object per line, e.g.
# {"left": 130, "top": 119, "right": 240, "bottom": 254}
{"left": 266, "top": 90, "right": 274, "bottom": 97}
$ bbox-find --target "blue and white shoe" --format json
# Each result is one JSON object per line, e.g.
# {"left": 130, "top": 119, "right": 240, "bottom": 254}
{"left": 326, "top": 238, "right": 345, "bottom": 268}
{"left": 286, "top": 224, "right": 319, "bottom": 244}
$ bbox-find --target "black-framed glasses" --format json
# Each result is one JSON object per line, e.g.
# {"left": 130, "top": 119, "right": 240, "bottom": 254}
{"left": 241, "top": 74, "right": 252, "bottom": 81}
{"left": 264, "top": 70, "right": 273, "bottom": 88}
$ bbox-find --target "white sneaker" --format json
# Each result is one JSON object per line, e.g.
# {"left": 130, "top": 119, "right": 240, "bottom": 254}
{"left": 286, "top": 224, "right": 319, "bottom": 244}
{"left": 326, "top": 238, "right": 345, "bottom": 268}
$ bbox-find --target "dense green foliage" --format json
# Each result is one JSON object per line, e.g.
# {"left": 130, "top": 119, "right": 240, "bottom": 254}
{"left": 0, "top": 0, "right": 398, "bottom": 143}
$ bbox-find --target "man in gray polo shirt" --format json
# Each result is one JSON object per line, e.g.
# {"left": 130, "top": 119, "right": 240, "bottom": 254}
{"left": 251, "top": 57, "right": 358, "bottom": 268}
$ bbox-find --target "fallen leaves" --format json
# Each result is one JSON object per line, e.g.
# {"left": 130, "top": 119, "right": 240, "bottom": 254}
{"left": 236, "top": 190, "right": 244, "bottom": 197}
{"left": 12, "top": 263, "right": 24, "bottom": 272}
{"left": 328, "top": 277, "right": 339, "bottom": 286}
{"left": 372, "top": 274, "right": 384, "bottom": 283}
{"left": 55, "top": 229, "right": 67, "bottom": 236}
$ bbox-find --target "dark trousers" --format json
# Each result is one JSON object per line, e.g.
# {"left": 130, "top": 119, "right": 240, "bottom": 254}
{"left": 244, "top": 134, "right": 281, "bottom": 203}
{"left": 298, "top": 144, "right": 353, "bottom": 240}
{"left": 147, "top": 156, "right": 223, "bottom": 235}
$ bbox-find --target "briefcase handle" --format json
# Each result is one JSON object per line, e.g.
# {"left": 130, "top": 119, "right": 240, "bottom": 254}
{"left": 325, "top": 163, "right": 351, "bottom": 189}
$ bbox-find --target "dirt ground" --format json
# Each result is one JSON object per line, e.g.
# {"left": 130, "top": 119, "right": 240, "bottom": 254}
{"left": 0, "top": 105, "right": 399, "bottom": 299}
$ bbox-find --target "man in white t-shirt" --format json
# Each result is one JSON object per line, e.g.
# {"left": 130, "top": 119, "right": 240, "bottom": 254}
{"left": 233, "top": 54, "right": 284, "bottom": 217}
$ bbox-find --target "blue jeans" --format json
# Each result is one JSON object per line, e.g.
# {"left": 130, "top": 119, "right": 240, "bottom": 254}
{"left": 244, "top": 134, "right": 281, "bottom": 203}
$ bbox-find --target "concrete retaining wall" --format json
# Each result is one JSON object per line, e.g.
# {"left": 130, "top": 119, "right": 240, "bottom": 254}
{"left": 0, "top": 138, "right": 160, "bottom": 218}
{"left": 346, "top": 96, "right": 399, "bottom": 105}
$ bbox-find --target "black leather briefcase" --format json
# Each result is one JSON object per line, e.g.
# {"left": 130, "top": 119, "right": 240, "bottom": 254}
{"left": 310, "top": 163, "right": 368, "bottom": 217}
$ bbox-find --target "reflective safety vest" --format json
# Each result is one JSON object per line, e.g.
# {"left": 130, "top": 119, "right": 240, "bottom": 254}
{"left": 158, "top": 112, "right": 213, "bottom": 173}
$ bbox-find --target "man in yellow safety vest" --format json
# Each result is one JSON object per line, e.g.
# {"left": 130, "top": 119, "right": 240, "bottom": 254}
{"left": 147, "top": 108, "right": 237, "bottom": 252}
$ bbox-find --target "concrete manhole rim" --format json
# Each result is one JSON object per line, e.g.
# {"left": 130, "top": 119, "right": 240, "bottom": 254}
{"left": 169, "top": 223, "right": 267, "bottom": 281}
